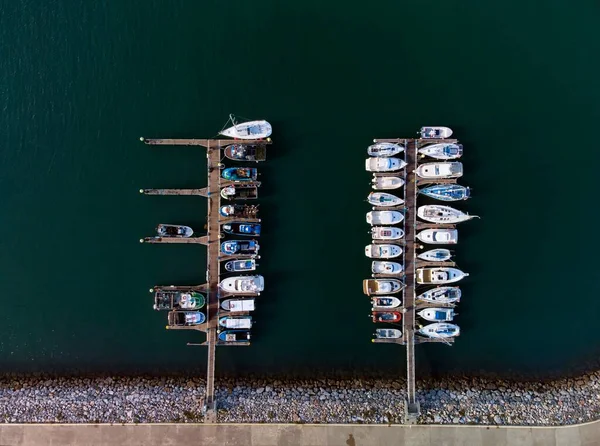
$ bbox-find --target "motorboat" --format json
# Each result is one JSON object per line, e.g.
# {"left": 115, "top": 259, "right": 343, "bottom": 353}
{"left": 363, "top": 279, "right": 403, "bottom": 296}
{"left": 366, "top": 211, "right": 404, "bottom": 225}
{"left": 167, "top": 311, "right": 206, "bottom": 326}
{"left": 220, "top": 185, "right": 258, "bottom": 200}
{"left": 375, "top": 328, "right": 402, "bottom": 339}
{"left": 224, "top": 259, "right": 256, "bottom": 272}
{"left": 367, "top": 192, "right": 404, "bottom": 207}
{"left": 417, "top": 286, "right": 461, "bottom": 304}
{"left": 416, "top": 229, "right": 458, "bottom": 244}
{"left": 371, "top": 175, "right": 404, "bottom": 190}
{"left": 418, "top": 143, "right": 463, "bottom": 160}
{"left": 219, "top": 316, "right": 253, "bottom": 329}
{"left": 371, "top": 261, "right": 403, "bottom": 274}
{"left": 417, "top": 307, "right": 456, "bottom": 322}
{"left": 219, "top": 115, "right": 272, "bottom": 140}
{"left": 219, "top": 275, "right": 264, "bottom": 294}
{"left": 365, "top": 157, "right": 407, "bottom": 172}
{"left": 420, "top": 184, "right": 470, "bottom": 201}
{"left": 220, "top": 298, "right": 256, "bottom": 312}
{"left": 222, "top": 222, "right": 261, "bottom": 236}
{"left": 417, "top": 249, "right": 452, "bottom": 262}
{"left": 372, "top": 296, "right": 402, "bottom": 309}
{"left": 418, "top": 323, "right": 460, "bottom": 338}
{"left": 222, "top": 167, "right": 258, "bottom": 182}
{"left": 372, "top": 311, "right": 402, "bottom": 323}
{"left": 417, "top": 267, "right": 469, "bottom": 284}
{"left": 365, "top": 244, "right": 403, "bottom": 259}
{"left": 420, "top": 126, "right": 453, "bottom": 139}
{"left": 156, "top": 224, "right": 193, "bottom": 238}
{"left": 367, "top": 142, "right": 404, "bottom": 157}
{"left": 218, "top": 330, "right": 251, "bottom": 343}
{"left": 153, "top": 291, "right": 205, "bottom": 311}
{"left": 415, "top": 162, "right": 463, "bottom": 179}
{"left": 219, "top": 204, "right": 259, "bottom": 218}
{"left": 371, "top": 226, "right": 404, "bottom": 240}
{"left": 220, "top": 240, "right": 260, "bottom": 256}
{"left": 418, "top": 205, "right": 477, "bottom": 224}
{"left": 224, "top": 144, "right": 266, "bottom": 162}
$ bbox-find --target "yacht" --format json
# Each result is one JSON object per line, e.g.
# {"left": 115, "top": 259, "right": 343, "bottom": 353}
{"left": 417, "top": 286, "right": 461, "bottom": 304}
{"left": 416, "top": 267, "right": 469, "bottom": 284}
{"left": 365, "top": 244, "right": 403, "bottom": 259}
{"left": 420, "top": 126, "right": 453, "bottom": 139}
{"left": 363, "top": 279, "right": 403, "bottom": 295}
{"left": 220, "top": 298, "right": 256, "bottom": 313}
{"left": 366, "top": 211, "right": 404, "bottom": 225}
{"left": 365, "top": 157, "right": 407, "bottom": 172}
{"left": 375, "top": 328, "right": 402, "bottom": 339}
{"left": 416, "top": 229, "right": 458, "bottom": 244}
{"left": 371, "top": 226, "right": 404, "bottom": 240}
{"left": 420, "top": 184, "right": 470, "bottom": 201}
{"left": 417, "top": 249, "right": 452, "bottom": 262}
{"left": 371, "top": 296, "right": 402, "bottom": 309}
{"left": 415, "top": 162, "right": 463, "bottom": 179}
{"left": 367, "top": 192, "right": 404, "bottom": 207}
{"left": 219, "top": 275, "right": 264, "bottom": 295}
{"left": 371, "top": 175, "right": 404, "bottom": 190}
{"left": 371, "top": 261, "right": 403, "bottom": 274}
{"left": 219, "top": 115, "right": 272, "bottom": 139}
{"left": 417, "top": 307, "right": 456, "bottom": 322}
{"left": 418, "top": 143, "right": 463, "bottom": 160}
{"left": 418, "top": 205, "right": 477, "bottom": 224}
{"left": 367, "top": 142, "right": 404, "bottom": 157}
{"left": 418, "top": 322, "right": 460, "bottom": 338}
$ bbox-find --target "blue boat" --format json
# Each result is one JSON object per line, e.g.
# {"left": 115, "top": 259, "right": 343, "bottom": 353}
{"left": 220, "top": 240, "right": 260, "bottom": 256}
{"left": 222, "top": 167, "right": 258, "bottom": 182}
{"left": 222, "top": 222, "right": 261, "bottom": 236}
{"left": 419, "top": 184, "right": 470, "bottom": 201}
{"left": 218, "top": 330, "right": 251, "bottom": 343}
{"left": 225, "top": 259, "right": 256, "bottom": 272}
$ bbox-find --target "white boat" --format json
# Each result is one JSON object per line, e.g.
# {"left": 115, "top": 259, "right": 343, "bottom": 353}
{"left": 220, "top": 298, "right": 256, "bottom": 312}
{"left": 366, "top": 211, "right": 404, "bottom": 225}
{"left": 418, "top": 205, "right": 477, "bottom": 224}
{"left": 415, "top": 162, "right": 463, "bottom": 179}
{"left": 365, "top": 245, "right": 403, "bottom": 259}
{"left": 375, "top": 328, "right": 402, "bottom": 339}
{"left": 417, "top": 307, "right": 456, "bottom": 322}
{"left": 417, "top": 249, "right": 452, "bottom": 262}
{"left": 417, "top": 267, "right": 468, "bottom": 284}
{"left": 371, "top": 175, "right": 404, "bottom": 190}
{"left": 416, "top": 229, "right": 458, "bottom": 244}
{"left": 367, "top": 142, "right": 404, "bottom": 157}
{"left": 418, "top": 143, "right": 463, "bottom": 160}
{"left": 371, "top": 261, "right": 403, "bottom": 274}
{"left": 420, "top": 126, "right": 453, "bottom": 139}
{"left": 420, "top": 184, "right": 470, "bottom": 201}
{"left": 372, "top": 296, "right": 402, "bottom": 309}
{"left": 365, "top": 157, "right": 407, "bottom": 172}
{"left": 156, "top": 224, "right": 194, "bottom": 238}
{"left": 418, "top": 322, "right": 460, "bottom": 338}
{"left": 219, "top": 316, "right": 253, "bottom": 329}
{"left": 363, "top": 279, "right": 403, "bottom": 295}
{"left": 417, "top": 286, "right": 461, "bottom": 304}
{"left": 218, "top": 275, "right": 264, "bottom": 295}
{"left": 367, "top": 192, "right": 404, "bottom": 207}
{"left": 219, "top": 115, "right": 272, "bottom": 140}
{"left": 371, "top": 226, "right": 404, "bottom": 240}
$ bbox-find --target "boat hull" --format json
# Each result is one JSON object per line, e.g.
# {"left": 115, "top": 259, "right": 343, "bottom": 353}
{"left": 224, "top": 259, "right": 256, "bottom": 272}
{"left": 420, "top": 185, "right": 470, "bottom": 201}
{"left": 219, "top": 120, "right": 272, "bottom": 140}
{"left": 372, "top": 311, "right": 402, "bottom": 323}
{"left": 221, "top": 167, "right": 258, "bottom": 182}
{"left": 417, "top": 286, "right": 461, "bottom": 304}
{"left": 367, "top": 192, "right": 404, "bottom": 207}
{"left": 371, "top": 226, "right": 404, "bottom": 240}
{"left": 363, "top": 279, "right": 403, "bottom": 295}
{"left": 219, "top": 316, "right": 253, "bottom": 329}
{"left": 417, "top": 249, "right": 452, "bottom": 262}
{"left": 224, "top": 144, "right": 266, "bottom": 162}
{"left": 416, "top": 229, "right": 458, "bottom": 245}
{"left": 417, "top": 308, "right": 455, "bottom": 322}
{"left": 418, "top": 322, "right": 460, "bottom": 338}
{"left": 366, "top": 211, "right": 404, "bottom": 225}
{"left": 219, "top": 275, "right": 264, "bottom": 295}
{"left": 371, "top": 261, "right": 403, "bottom": 274}
{"left": 365, "top": 245, "right": 403, "bottom": 259}
{"left": 415, "top": 162, "right": 463, "bottom": 179}
{"left": 418, "top": 205, "right": 475, "bottom": 224}
{"left": 156, "top": 224, "right": 194, "bottom": 238}
{"left": 418, "top": 143, "right": 463, "bottom": 160}
{"left": 222, "top": 222, "right": 261, "bottom": 237}
{"left": 375, "top": 328, "right": 402, "bottom": 339}
{"left": 218, "top": 330, "right": 251, "bottom": 342}
{"left": 371, "top": 175, "right": 405, "bottom": 190}
{"left": 365, "top": 157, "right": 407, "bottom": 172}
{"left": 420, "top": 126, "right": 453, "bottom": 139}
{"left": 367, "top": 143, "right": 404, "bottom": 157}
{"left": 416, "top": 267, "right": 468, "bottom": 284}
{"left": 372, "top": 296, "right": 402, "bottom": 309}
{"left": 220, "top": 240, "right": 260, "bottom": 256}
{"left": 220, "top": 298, "right": 256, "bottom": 312}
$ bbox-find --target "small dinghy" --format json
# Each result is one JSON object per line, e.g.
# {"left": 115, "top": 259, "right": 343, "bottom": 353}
{"left": 224, "top": 259, "right": 256, "bottom": 272}
{"left": 365, "top": 244, "right": 403, "bottom": 259}
{"left": 219, "top": 275, "right": 264, "bottom": 294}
{"left": 367, "top": 192, "right": 404, "bottom": 207}
{"left": 156, "top": 224, "right": 193, "bottom": 238}
{"left": 420, "top": 126, "right": 453, "bottom": 139}
{"left": 220, "top": 240, "right": 260, "bottom": 256}
{"left": 371, "top": 226, "right": 405, "bottom": 240}
{"left": 375, "top": 328, "right": 402, "bottom": 339}
{"left": 168, "top": 311, "right": 206, "bottom": 326}
{"left": 219, "top": 204, "right": 259, "bottom": 218}
{"left": 418, "top": 322, "right": 460, "bottom": 338}
{"left": 417, "top": 286, "right": 461, "bottom": 304}
{"left": 220, "top": 298, "right": 256, "bottom": 313}
{"left": 420, "top": 184, "right": 470, "bottom": 201}
{"left": 153, "top": 291, "right": 205, "bottom": 311}
{"left": 418, "top": 205, "right": 477, "bottom": 224}
{"left": 219, "top": 330, "right": 251, "bottom": 343}
{"left": 417, "top": 267, "right": 469, "bottom": 284}
{"left": 366, "top": 211, "right": 404, "bottom": 225}
{"left": 219, "top": 316, "right": 253, "bottom": 329}
{"left": 372, "top": 311, "right": 402, "bottom": 323}
{"left": 220, "top": 185, "right": 258, "bottom": 200}
{"left": 222, "top": 222, "right": 261, "bottom": 237}
{"left": 371, "top": 175, "right": 405, "bottom": 190}
{"left": 219, "top": 115, "right": 272, "bottom": 140}
{"left": 417, "top": 307, "right": 456, "bottom": 322}
{"left": 415, "top": 162, "right": 463, "bottom": 179}
{"left": 224, "top": 144, "right": 266, "bottom": 162}
{"left": 222, "top": 167, "right": 258, "bottom": 182}
{"left": 418, "top": 143, "right": 463, "bottom": 160}
{"left": 371, "top": 261, "right": 403, "bottom": 274}
{"left": 417, "top": 249, "right": 452, "bottom": 262}
{"left": 367, "top": 142, "right": 404, "bottom": 157}
{"left": 372, "top": 296, "right": 402, "bottom": 309}
{"left": 365, "top": 157, "right": 407, "bottom": 172}
{"left": 416, "top": 229, "right": 458, "bottom": 244}
{"left": 363, "top": 279, "right": 403, "bottom": 295}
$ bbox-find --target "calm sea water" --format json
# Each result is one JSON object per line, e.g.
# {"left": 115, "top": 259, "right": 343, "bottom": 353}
{"left": 1, "top": 0, "right": 599, "bottom": 378}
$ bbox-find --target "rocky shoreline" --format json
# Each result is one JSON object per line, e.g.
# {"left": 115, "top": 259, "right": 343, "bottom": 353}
{"left": 0, "top": 373, "right": 598, "bottom": 425}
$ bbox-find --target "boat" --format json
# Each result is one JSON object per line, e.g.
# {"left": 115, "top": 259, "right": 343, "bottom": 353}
{"left": 371, "top": 261, "right": 403, "bottom": 274}
{"left": 363, "top": 279, "right": 403, "bottom": 295}
{"left": 418, "top": 205, "right": 477, "bottom": 224}
{"left": 220, "top": 298, "right": 256, "bottom": 312}
{"left": 417, "top": 267, "right": 468, "bottom": 284}
{"left": 372, "top": 311, "right": 402, "bottom": 323}
{"left": 371, "top": 226, "right": 404, "bottom": 240}
{"left": 220, "top": 240, "right": 260, "bottom": 256}
{"left": 167, "top": 311, "right": 206, "bottom": 326}
{"left": 221, "top": 167, "right": 258, "bottom": 182}
{"left": 219, "top": 204, "right": 259, "bottom": 218}
{"left": 367, "top": 142, "right": 404, "bottom": 157}
{"left": 416, "top": 229, "right": 458, "bottom": 244}
{"left": 366, "top": 211, "right": 404, "bottom": 225}
{"left": 367, "top": 192, "right": 404, "bottom": 207}
{"left": 417, "top": 249, "right": 452, "bottom": 262}
{"left": 420, "top": 184, "right": 470, "bottom": 201}
{"left": 420, "top": 126, "right": 453, "bottom": 139}
{"left": 418, "top": 143, "right": 463, "bottom": 160}
{"left": 220, "top": 185, "right": 258, "bottom": 200}
{"left": 219, "top": 275, "right": 264, "bottom": 294}
{"left": 153, "top": 291, "right": 206, "bottom": 311}
{"left": 365, "top": 157, "right": 407, "bottom": 172}
{"left": 219, "top": 316, "right": 253, "bottom": 329}
{"left": 224, "top": 144, "right": 266, "bottom": 162}
{"left": 224, "top": 259, "right": 256, "bottom": 272}
{"left": 365, "top": 245, "right": 403, "bottom": 259}
{"left": 417, "top": 286, "right": 461, "bottom": 304}
{"left": 417, "top": 307, "right": 456, "bottom": 322}
{"left": 418, "top": 322, "right": 460, "bottom": 338}
{"left": 371, "top": 175, "right": 405, "bottom": 190}
{"left": 218, "top": 330, "right": 251, "bottom": 343}
{"left": 415, "top": 162, "right": 463, "bottom": 179}
{"left": 222, "top": 222, "right": 261, "bottom": 237}
{"left": 156, "top": 224, "right": 193, "bottom": 238}
{"left": 219, "top": 115, "right": 272, "bottom": 140}
{"left": 371, "top": 296, "right": 402, "bottom": 309}
{"left": 375, "top": 328, "right": 402, "bottom": 339}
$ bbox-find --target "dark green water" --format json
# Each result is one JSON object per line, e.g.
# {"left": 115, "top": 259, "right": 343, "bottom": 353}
{"left": 2, "top": 0, "right": 600, "bottom": 378}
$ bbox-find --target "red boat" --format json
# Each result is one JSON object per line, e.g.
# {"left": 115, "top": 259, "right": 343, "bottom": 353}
{"left": 372, "top": 311, "right": 402, "bottom": 323}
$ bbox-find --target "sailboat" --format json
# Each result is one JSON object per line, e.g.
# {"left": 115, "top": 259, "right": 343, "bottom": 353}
{"left": 420, "top": 126, "right": 453, "bottom": 139}
{"left": 417, "top": 286, "right": 461, "bottom": 304}
{"left": 219, "top": 115, "right": 272, "bottom": 140}
{"left": 417, "top": 249, "right": 452, "bottom": 262}
{"left": 367, "top": 192, "right": 404, "bottom": 207}
{"left": 419, "top": 184, "right": 470, "bottom": 201}
{"left": 367, "top": 142, "right": 404, "bottom": 157}
{"left": 418, "top": 143, "right": 463, "bottom": 160}
{"left": 418, "top": 205, "right": 477, "bottom": 224}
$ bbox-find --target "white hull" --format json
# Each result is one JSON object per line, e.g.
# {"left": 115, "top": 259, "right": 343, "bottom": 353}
{"left": 363, "top": 279, "right": 403, "bottom": 295}
{"left": 418, "top": 143, "right": 463, "bottom": 160}
{"left": 375, "top": 328, "right": 402, "bottom": 339}
{"left": 218, "top": 275, "right": 264, "bottom": 294}
{"left": 220, "top": 298, "right": 256, "bottom": 312}
{"left": 219, "top": 120, "right": 272, "bottom": 140}
{"left": 366, "top": 211, "right": 404, "bottom": 225}
{"left": 367, "top": 143, "right": 404, "bottom": 157}
{"left": 417, "top": 286, "right": 461, "bottom": 304}
{"left": 418, "top": 322, "right": 460, "bottom": 338}
{"left": 372, "top": 296, "right": 402, "bottom": 309}
{"left": 365, "top": 244, "right": 403, "bottom": 259}
{"left": 415, "top": 162, "right": 463, "bottom": 179}
{"left": 417, "top": 308, "right": 455, "bottom": 322}
{"left": 416, "top": 229, "right": 458, "bottom": 244}
{"left": 371, "top": 175, "right": 404, "bottom": 190}
{"left": 371, "top": 226, "right": 404, "bottom": 240}
{"left": 367, "top": 192, "right": 404, "bottom": 207}
{"left": 417, "top": 267, "right": 468, "bottom": 284}
{"left": 418, "top": 205, "right": 476, "bottom": 224}
{"left": 417, "top": 249, "right": 452, "bottom": 262}
{"left": 420, "top": 126, "right": 453, "bottom": 139}
{"left": 365, "top": 157, "right": 407, "bottom": 172}
{"left": 371, "top": 261, "right": 403, "bottom": 274}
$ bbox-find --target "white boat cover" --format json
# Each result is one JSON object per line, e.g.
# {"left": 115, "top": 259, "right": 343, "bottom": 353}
{"left": 224, "top": 318, "right": 252, "bottom": 329}
{"left": 229, "top": 300, "right": 256, "bottom": 312}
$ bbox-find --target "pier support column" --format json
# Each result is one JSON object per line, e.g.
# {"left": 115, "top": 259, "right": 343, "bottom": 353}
{"left": 404, "top": 400, "right": 420, "bottom": 424}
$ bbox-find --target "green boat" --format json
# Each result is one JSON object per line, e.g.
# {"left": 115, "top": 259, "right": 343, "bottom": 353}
{"left": 153, "top": 290, "right": 205, "bottom": 311}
